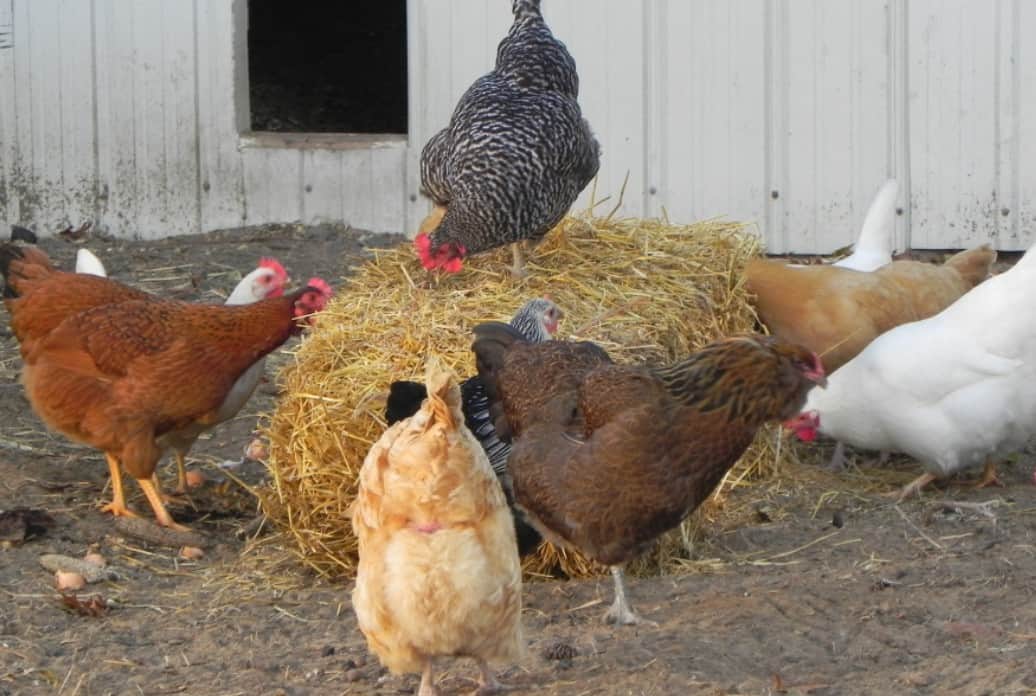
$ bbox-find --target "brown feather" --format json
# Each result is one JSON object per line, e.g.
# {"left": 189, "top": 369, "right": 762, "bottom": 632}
{"left": 744, "top": 245, "right": 996, "bottom": 372}
{"left": 473, "top": 330, "right": 820, "bottom": 567}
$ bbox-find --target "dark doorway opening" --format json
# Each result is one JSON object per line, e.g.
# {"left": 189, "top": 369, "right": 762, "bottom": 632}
{"left": 247, "top": 1, "right": 407, "bottom": 134}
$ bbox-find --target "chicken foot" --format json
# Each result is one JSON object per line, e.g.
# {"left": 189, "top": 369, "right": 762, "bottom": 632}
{"left": 172, "top": 451, "right": 190, "bottom": 496}
{"left": 971, "top": 459, "right": 1003, "bottom": 489}
{"left": 603, "top": 566, "right": 657, "bottom": 626}
{"left": 99, "top": 453, "right": 139, "bottom": 518}
{"left": 417, "top": 659, "right": 441, "bottom": 696}
{"left": 136, "top": 476, "right": 192, "bottom": 532}
{"left": 889, "top": 472, "right": 938, "bottom": 502}
{"left": 474, "top": 659, "right": 512, "bottom": 695}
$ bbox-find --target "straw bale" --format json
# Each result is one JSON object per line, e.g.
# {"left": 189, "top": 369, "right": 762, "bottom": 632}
{"left": 260, "top": 213, "right": 785, "bottom": 580}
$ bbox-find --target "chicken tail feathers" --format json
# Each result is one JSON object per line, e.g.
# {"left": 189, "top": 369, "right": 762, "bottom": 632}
{"left": 472, "top": 321, "right": 525, "bottom": 389}
{"left": 385, "top": 380, "right": 428, "bottom": 426}
{"left": 423, "top": 360, "right": 461, "bottom": 429}
{"left": 944, "top": 244, "right": 997, "bottom": 288}
{"left": 0, "top": 242, "right": 56, "bottom": 299}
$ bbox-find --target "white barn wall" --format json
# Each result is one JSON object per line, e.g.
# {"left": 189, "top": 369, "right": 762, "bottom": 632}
{"left": 0, "top": 0, "right": 1034, "bottom": 253}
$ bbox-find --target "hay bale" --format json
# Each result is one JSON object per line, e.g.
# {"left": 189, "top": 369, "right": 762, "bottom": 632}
{"left": 260, "top": 214, "right": 782, "bottom": 580}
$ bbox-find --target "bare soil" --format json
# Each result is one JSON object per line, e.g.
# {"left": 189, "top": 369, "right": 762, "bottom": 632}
{"left": 2, "top": 227, "right": 1036, "bottom": 696}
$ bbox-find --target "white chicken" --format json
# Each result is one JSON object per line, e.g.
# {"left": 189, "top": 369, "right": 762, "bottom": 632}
{"left": 352, "top": 364, "right": 523, "bottom": 696}
{"left": 832, "top": 179, "right": 899, "bottom": 272}
{"left": 785, "top": 243, "right": 1036, "bottom": 500}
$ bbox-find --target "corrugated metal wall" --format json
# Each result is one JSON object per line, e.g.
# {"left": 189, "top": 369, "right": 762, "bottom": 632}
{"left": 1, "top": 0, "right": 1034, "bottom": 252}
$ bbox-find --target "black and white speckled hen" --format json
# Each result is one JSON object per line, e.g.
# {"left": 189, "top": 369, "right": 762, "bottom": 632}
{"left": 415, "top": 0, "right": 600, "bottom": 277}
{"left": 473, "top": 327, "right": 827, "bottom": 625}
{"left": 384, "top": 297, "right": 562, "bottom": 557}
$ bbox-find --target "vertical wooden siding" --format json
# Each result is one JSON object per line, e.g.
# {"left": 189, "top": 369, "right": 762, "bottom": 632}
{"left": 0, "top": 0, "right": 1034, "bottom": 251}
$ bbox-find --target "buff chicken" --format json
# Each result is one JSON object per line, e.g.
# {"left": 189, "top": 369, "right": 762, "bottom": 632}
{"left": 352, "top": 364, "right": 523, "bottom": 696}
{"left": 473, "top": 326, "right": 826, "bottom": 624}
{"left": 384, "top": 296, "right": 563, "bottom": 557}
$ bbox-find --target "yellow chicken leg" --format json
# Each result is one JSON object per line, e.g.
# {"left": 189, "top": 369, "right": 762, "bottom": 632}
{"left": 136, "top": 476, "right": 192, "bottom": 531}
{"left": 99, "top": 453, "right": 139, "bottom": 518}
{"left": 972, "top": 458, "right": 1003, "bottom": 489}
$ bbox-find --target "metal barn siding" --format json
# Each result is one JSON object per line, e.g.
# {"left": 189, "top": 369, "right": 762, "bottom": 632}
{"left": 0, "top": 0, "right": 1034, "bottom": 252}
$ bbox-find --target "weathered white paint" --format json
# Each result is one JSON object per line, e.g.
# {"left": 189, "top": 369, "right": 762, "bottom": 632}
{"left": 0, "top": 0, "right": 1034, "bottom": 252}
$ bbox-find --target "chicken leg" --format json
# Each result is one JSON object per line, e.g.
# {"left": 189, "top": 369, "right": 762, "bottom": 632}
{"left": 172, "top": 452, "right": 189, "bottom": 495}
{"left": 99, "top": 453, "right": 139, "bottom": 518}
{"left": 418, "top": 659, "right": 440, "bottom": 696}
{"left": 971, "top": 458, "right": 1003, "bottom": 489}
{"left": 890, "top": 472, "right": 938, "bottom": 502}
{"left": 136, "top": 476, "right": 191, "bottom": 531}
{"left": 603, "top": 565, "right": 656, "bottom": 626}
{"left": 509, "top": 243, "right": 528, "bottom": 279}
{"left": 476, "top": 659, "right": 507, "bottom": 695}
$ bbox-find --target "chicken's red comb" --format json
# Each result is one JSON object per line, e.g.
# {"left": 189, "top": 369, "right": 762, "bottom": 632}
{"left": 259, "top": 257, "right": 288, "bottom": 281}
{"left": 414, "top": 232, "right": 431, "bottom": 252}
{"left": 303, "top": 277, "right": 333, "bottom": 297}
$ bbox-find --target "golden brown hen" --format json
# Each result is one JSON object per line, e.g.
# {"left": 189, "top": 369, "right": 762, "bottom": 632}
{"left": 352, "top": 364, "right": 523, "bottom": 696}
{"left": 0, "top": 242, "right": 332, "bottom": 530}
{"left": 744, "top": 245, "right": 996, "bottom": 373}
{"left": 473, "top": 325, "right": 826, "bottom": 625}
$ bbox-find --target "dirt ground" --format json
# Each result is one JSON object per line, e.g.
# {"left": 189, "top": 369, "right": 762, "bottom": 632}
{"left": 2, "top": 227, "right": 1036, "bottom": 696}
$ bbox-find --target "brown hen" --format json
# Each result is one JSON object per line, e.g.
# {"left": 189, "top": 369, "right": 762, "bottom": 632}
{"left": 744, "top": 245, "right": 996, "bottom": 373}
{"left": 1, "top": 242, "right": 332, "bottom": 530}
{"left": 473, "top": 325, "right": 826, "bottom": 624}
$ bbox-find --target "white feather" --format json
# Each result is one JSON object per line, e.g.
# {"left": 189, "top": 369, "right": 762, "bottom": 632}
{"left": 804, "top": 244, "right": 1036, "bottom": 479}
{"left": 75, "top": 248, "right": 108, "bottom": 277}
{"left": 832, "top": 179, "right": 899, "bottom": 272}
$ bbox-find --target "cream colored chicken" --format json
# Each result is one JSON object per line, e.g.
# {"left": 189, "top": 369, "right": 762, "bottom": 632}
{"left": 351, "top": 364, "right": 523, "bottom": 696}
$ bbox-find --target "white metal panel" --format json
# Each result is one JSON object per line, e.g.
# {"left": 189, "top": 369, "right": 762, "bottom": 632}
{"left": 241, "top": 148, "right": 301, "bottom": 225}
{"left": 0, "top": 0, "right": 14, "bottom": 225}
{"left": 197, "top": 0, "right": 246, "bottom": 232}
{"left": 997, "top": 0, "right": 1036, "bottom": 249}
{"left": 301, "top": 149, "right": 346, "bottom": 224}
{"left": 158, "top": 0, "right": 199, "bottom": 236}
{"left": 19, "top": 0, "right": 64, "bottom": 229}
{"left": 772, "top": 0, "right": 893, "bottom": 254}
{"left": 546, "top": 1, "right": 646, "bottom": 218}
{"left": 647, "top": 0, "right": 768, "bottom": 229}
{"left": 95, "top": 0, "right": 140, "bottom": 235}
{"left": 56, "top": 0, "right": 97, "bottom": 231}
{"left": 907, "top": 0, "right": 998, "bottom": 249}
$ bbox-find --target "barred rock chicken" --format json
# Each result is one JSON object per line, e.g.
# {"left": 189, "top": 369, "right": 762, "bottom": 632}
{"left": 385, "top": 297, "right": 562, "bottom": 556}
{"left": 72, "top": 249, "right": 290, "bottom": 494}
{"left": 416, "top": 0, "right": 600, "bottom": 277}
{"left": 473, "top": 327, "right": 826, "bottom": 624}
{"left": 0, "top": 242, "right": 331, "bottom": 530}
{"left": 352, "top": 364, "right": 524, "bottom": 696}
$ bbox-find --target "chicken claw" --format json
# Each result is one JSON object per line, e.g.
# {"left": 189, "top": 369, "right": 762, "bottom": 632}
{"left": 476, "top": 659, "right": 513, "bottom": 695}
{"left": 887, "top": 472, "right": 938, "bottom": 502}
{"left": 100, "top": 454, "right": 139, "bottom": 518}
{"left": 137, "top": 476, "right": 192, "bottom": 532}
{"left": 971, "top": 459, "right": 1003, "bottom": 489}
{"left": 603, "top": 566, "right": 658, "bottom": 627}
